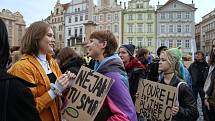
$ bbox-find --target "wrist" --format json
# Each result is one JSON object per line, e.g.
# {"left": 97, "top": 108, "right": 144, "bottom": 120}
{"left": 50, "top": 83, "right": 62, "bottom": 96}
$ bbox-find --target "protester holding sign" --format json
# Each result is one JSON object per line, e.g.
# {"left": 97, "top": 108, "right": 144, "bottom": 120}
{"left": 119, "top": 44, "right": 148, "bottom": 103}
{"left": 9, "top": 21, "right": 76, "bottom": 121}
{"left": 86, "top": 30, "right": 137, "bottom": 121}
{"left": 159, "top": 48, "right": 199, "bottom": 121}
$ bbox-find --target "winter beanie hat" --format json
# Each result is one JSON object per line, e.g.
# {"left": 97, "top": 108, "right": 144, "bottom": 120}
{"left": 120, "top": 44, "right": 135, "bottom": 56}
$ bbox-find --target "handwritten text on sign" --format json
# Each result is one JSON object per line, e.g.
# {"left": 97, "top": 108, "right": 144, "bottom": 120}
{"left": 62, "top": 66, "right": 114, "bottom": 121}
{"left": 135, "top": 80, "right": 176, "bottom": 121}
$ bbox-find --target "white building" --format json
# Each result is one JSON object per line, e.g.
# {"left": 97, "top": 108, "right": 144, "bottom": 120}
{"left": 156, "top": 0, "right": 196, "bottom": 55}
{"left": 93, "top": 0, "right": 123, "bottom": 46}
{"left": 64, "top": 0, "right": 94, "bottom": 47}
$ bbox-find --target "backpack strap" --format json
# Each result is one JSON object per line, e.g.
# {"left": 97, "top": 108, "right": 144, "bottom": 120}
{"left": 2, "top": 80, "right": 10, "bottom": 121}
{"left": 176, "top": 81, "right": 187, "bottom": 106}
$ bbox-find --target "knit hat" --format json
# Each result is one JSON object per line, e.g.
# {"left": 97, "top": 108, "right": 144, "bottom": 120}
{"left": 120, "top": 44, "right": 135, "bottom": 56}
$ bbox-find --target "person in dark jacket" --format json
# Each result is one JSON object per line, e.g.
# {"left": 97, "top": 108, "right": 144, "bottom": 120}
{"left": 189, "top": 51, "right": 209, "bottom": 121}
{"left": 159, "top": 49, "right": 199, "bottom": 121}
{"left": 0, "top": 19, "right": 41, "bottom": 121}
{"left": 148, "top": 46, "right": 167, "bottom": 82}
{"left": 204, "top": 40, "right": 215, "bottom": 121}
{"left": 119, "top": 44, "right": 147, "bottom": 104}
{"left": 57, "top": 47, "right": 84, "bottom": 74}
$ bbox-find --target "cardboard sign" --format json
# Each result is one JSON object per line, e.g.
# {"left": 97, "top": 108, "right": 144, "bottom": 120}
{"left": 135, "top": 79, "right": 176, "bottom": 121}
{"left": 62, "top": 66, "right": 114, "bottom": 121}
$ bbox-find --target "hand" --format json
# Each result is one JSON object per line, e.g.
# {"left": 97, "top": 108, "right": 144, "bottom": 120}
{"left": 171, "top": 106, "right": 179, "bottom": 116}
{"left": 64, "top": 71, "right": 76, "bottom": 87}
{"left": 204, "top": 99, "right": 210, "bottom": 110}
{"left": 55, "top": 74, "right": 70, "bottom": 92}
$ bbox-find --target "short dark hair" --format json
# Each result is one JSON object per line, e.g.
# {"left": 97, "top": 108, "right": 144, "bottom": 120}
{"left": 195, "top": 50, "right": 205, "bottom": 57}
{"left": 89, "top": 30, "right": 118, "bottom": 57}
{"left": 157, "top": 46, "right": 168, "bottom": 57}
{"left": 21, "top": 21, "right": 50, "bottom": 56}
{"left": 0, "top": 19, "right": 9, "bottom": 69}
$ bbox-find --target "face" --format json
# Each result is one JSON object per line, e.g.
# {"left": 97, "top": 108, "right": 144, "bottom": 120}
{"left": 195, "top": 53, "right": 204, "bottom": 61}
{"left": 159, "top": 52, "right": 172, "bottom": 73}
{"left": 85, "top": 38, "right": 105, "bottom": 60}
{"left": 39, "top": 28, "right": 55, "bottom": 54}
{"left": 212, "top": 40, "right": 215, "bottom": 55}
{"left": 119, "top": 47, "right": 130, "bottom": 64}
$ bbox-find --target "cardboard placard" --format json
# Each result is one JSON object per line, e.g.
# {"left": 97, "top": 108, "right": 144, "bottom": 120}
{"left": 135, "top": 79, "right": 176, "bottom": 121}
{"left": 62, "top": 66, "right": 114, "bottom": 121}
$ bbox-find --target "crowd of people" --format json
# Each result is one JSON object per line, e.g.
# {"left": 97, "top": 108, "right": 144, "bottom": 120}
{"left": 1, "top": 19, "right": 215, "bottom": 121}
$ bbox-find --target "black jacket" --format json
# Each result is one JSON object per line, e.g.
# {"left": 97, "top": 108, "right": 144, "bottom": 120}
{"left": 161, "top": 74, "right": 199, "bottom": 121}
{"left": 0, "top": 69, "right": 41, "bottom": 121}
{"left": 148, "top": 59, "right": 159, "bottom": 82}
{"left": 60, "top": 57, "right": 84, "bottom": 74}
{"left": 188, "top": 60, "right": 209, "bottom": 88}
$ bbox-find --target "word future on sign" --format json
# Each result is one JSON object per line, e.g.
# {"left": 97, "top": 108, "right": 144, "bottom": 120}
{"left": 135, "top": 79, "right": 176, "bottom": 121}
{"left": 62, "top": 66, "right": 114, "bottom": 121}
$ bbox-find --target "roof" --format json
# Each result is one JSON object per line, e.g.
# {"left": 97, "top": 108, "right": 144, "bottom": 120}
{"left": 157, "top": 0, "right": 197, "bottom": 11}
{"left": 62, "top": 3, "right": 70, "bottom": 10}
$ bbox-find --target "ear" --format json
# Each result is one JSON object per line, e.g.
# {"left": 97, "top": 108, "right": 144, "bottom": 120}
{"left": 101, "top": 41, "right": 107, "bottom": 49}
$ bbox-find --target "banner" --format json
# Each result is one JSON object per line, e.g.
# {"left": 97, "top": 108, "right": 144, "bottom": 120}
{"left": 62, "top": 66, "right": 114, "bottom": 121}
{"left": 135, "top": 79, "right": 176, "bottom": 121}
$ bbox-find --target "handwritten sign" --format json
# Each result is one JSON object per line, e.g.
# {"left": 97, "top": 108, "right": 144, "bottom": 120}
{"left": 135, "top": 79, "right": 176, "bottom": 121}
{"left": 62, "top": 66, "right": 114, "bottom": 121}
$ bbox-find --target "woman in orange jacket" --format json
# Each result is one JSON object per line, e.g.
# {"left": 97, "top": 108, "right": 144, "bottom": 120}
{"left": 9, "top": 21, "right": 76, "bottom": 121}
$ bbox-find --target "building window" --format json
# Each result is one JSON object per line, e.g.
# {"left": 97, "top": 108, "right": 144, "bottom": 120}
{"left": 75, "top": 8, "right": 77, "bottom": 12}
{"left": 75, "top": 16, "right": 78, "bottom": 22}
{"left": 58, "top": 17, "right": 60, "bottom": 22}
{"left": 80, "top": 15, "right": 83, "bottom": 21}
{"left": 169, "top": 25, "right": 173, "bottom": 33}
{"left": 56, "top": 8, "right": 59, "bottom": 14}
{"left": 185, "top": 25, "right": 190, "bottom": 32}
{"left": 68, "top": 29, "right": 71, "bottom": 36}
{"left": 147, "top": 38, "right": 152, "bottom": 46}
{"left": 176, "top": 40, "right": 182, "bottom": 47}
{"left": 169, "top": 40, "right": 173, "bottom": 48}
{"left": 137, "top": 37, "right": 143, "bottom": 48}
{"left": 148, "top": 14, "right": 152, "bottom": 20}
{"left": 99, "top": 15, "right": 103, "bottom": 21}
{"left": 107, "top": 25, "right": 111, "bottom": 30}
{"left": 67, "top": 39, "right": 70, "bottom": 47}
{"left": 177, "top": 25, "right": 181, "bottom": 33}
{"left": 169, "top": 12, "right": 173, "bottom": 19}
{"left": 186, "top": 12, "right": 190, "bottom": 19}
{"left": 93, "top": 15, "right": 97, "bottom": 21}
{"left": 115, "top": 14, "right": 119, "bottom": 21}
{"left": 147, "top": 24, "right": 152, "bottom": 33}
{"left": 161, "top": 40, "right": 166, "bottom": 46}
{"left": 99, "top": 26, "right": 102, "bottom": 30}
{"left": 114, "top": 24, "right": 118, "bottom": 33}
{"left": 161, "top": 13, "right": 165, "bottom": 19}
{"left": 128, "top": 37, "right": 133, "bottom": 44}
{"left": 185, "top": 40, "right": 190, "bottom": 48}
{"left": 137, "top": 24, "right": 143, "bottom": 32}
{"left": 138, "top": 14, "right": 143, "bottom": 20}
{"left": 18, "top": 26, "right": 22, "bottom": 40}
{"left": 128, "top": 14, "right": 133, "bottom": 20}
{"left": 69, "top": 18, "right": 72, "bottom": 23}
{"left": 78, "top": 8, "right": 80, "bottom": 11}
{"left": 85, "top": 14, "right": 88, "bottom": 20}
{"left": 177, "top": 12, "right": 181, "bottom": 19}
{"left": 161, "top": 25, "right": 165, "bottom": 33}
{"left": 74, "top": 27, "right": 78, "bottom": 37}
{"left": 107, "top": 14, "right": 111, "bottom": 20}
{"left": 61, "top": 17, "right": 63, "bottom": 22}
{"left": 128, "top": 24, "right": 133, "bottom": 33}
{"left": 80, "top": 27, "right": 83, "bottom": 37}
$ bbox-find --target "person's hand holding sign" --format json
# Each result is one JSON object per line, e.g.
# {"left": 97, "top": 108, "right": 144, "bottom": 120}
{"left": 65, "top": 71, "right": 76, "bottom": 88}
{"left": 171, "top": 105, "right": 179, "bottom": 116}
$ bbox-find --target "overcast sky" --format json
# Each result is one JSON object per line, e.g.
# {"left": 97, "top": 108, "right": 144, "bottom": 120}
{"left": 0, "top": 0, "right": 214, "bottom": 26}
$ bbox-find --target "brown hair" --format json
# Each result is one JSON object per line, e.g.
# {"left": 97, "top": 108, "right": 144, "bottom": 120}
{"left": 89, "top": 30, "right": 118, "bottom": 57}
{"left": 57, "top": 47, "right": 78, "bottom": 66}
{"left": 21, "top": 21, "right": 50, "bottom": 56}
{"left": 136, "top": 48, "right": 149, "bottom": 65}
{"left": 208, "top": 40, "right": 215, "bottom": 65}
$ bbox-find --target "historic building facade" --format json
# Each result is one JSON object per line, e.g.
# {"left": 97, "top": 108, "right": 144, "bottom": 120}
{"left": 156, "top": 0, "right": 196, "bottom": 55}
{"left": 122, "top": 0, "right": 156, "bottom": 53}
